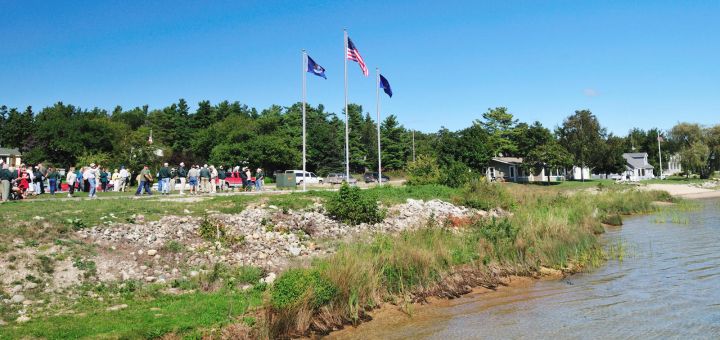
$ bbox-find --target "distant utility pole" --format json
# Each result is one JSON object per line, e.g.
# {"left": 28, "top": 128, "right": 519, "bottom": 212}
{"left": 657, "top": 131, "right": 663, "bottom": 179}
{"left": 412, "top": 130, "right": 416, "bottom": 162}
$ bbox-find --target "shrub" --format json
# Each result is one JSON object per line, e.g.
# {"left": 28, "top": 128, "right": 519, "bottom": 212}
{"left": 270, "top": 269, "right": 336, "bottom": 309}
{"left": 198, "top": 216, "right": 244, "bottom": 246}
{"left": 163, "top": 240, "right": 185, "bottom": 253}
{"left": 236, "top": 266, "right": 264, "bottom": 284}
{"left": 325, "top": 183, "right": 385, "bottom": 225}
{"left": 454, "top": 177, "right": 515, "bottom": 210}
{"left": 440, "top": 160, "right": 472, "bottom": 188}
{"left": 405, "top": 155, "right": 441, "bottom": 185}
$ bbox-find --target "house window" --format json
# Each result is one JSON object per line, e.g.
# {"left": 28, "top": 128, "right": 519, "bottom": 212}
{"left": 489, "top": 167, "right": 495, "bottom": 178}
{"left": 509, "top": 166, "right": 515, "bottom": 178}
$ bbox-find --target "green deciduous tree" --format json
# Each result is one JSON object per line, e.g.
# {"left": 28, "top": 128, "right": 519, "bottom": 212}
{"left": 556, "top": 110, "right": 605, "bottom": 181}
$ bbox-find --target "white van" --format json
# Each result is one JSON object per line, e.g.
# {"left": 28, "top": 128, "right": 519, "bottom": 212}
{"left": 285, "top": 170, "right": 323, "bottom": 184}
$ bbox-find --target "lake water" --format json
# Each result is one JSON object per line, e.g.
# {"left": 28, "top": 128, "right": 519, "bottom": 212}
{"left": 328, "top": 199, "right": 720, "bottom": 339}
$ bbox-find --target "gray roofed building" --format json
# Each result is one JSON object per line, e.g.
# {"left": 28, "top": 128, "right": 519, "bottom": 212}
{"left": 622, "top": 152, "right": 654, "bottom": 179}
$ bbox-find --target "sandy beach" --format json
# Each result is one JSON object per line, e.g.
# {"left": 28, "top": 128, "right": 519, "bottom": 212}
{"left": 644, "top": 183, "right": 720, "bottom": 199}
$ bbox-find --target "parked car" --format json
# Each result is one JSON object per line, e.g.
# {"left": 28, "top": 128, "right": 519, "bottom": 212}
{"left": 326, "top": 173, "right": 358, "bottom": 185}
{"left": 285, "top": 170, "right": 323, "bottom": 184}
{"left": 363, "top": 172, "right": 390, "bottom": 183}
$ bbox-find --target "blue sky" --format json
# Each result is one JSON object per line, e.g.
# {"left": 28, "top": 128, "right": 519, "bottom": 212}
{"left": 1, "top": 0, "right": 718, "bottom": 134}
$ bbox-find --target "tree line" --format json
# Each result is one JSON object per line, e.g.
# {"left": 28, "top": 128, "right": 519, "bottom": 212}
{"left": 1, "top": 100, "right": 718, "bottom": 178}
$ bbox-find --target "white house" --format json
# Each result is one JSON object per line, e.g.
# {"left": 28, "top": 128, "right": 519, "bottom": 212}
{"left": 623, "top": 152, "right": 654, "bottom": 180}
{"left": 0, "top": 146, "right": 22, "bottom": 167}
{"left": 486, "top": 157, "right": 567, "bottom": 183}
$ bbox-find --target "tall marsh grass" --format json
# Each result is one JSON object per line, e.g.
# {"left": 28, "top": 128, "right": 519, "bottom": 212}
{"left": 268, "top": 185, "right": 673, "bottom": 337}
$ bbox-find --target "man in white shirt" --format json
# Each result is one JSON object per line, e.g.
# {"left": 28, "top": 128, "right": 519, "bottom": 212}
{"left": 84, "top": 163, "right": 98, "bottom": 199}
{"left": 119, "top": 166, "right": 129, "bottom": 192}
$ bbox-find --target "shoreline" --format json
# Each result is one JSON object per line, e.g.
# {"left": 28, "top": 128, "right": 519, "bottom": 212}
{"left": 644, "top": 183, "right": 720, "bottom": 199}
{"left": 324, "top": 272, "right": 564, "bottom": 339}
{"left": 309, "top": 187, "right": 707, "bottom": 339}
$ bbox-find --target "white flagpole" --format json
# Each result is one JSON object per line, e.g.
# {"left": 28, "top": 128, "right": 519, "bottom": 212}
{"left": 344, "top": 29, "right": 350, "bottom": 181}
{"left": 302, "top": 50, "right": 307, "bottom": 191}
{"left": 657, "top": 130, "right": 663, "bottom": 180}
{"left": 376, "top": 68, "right": 382, "bottom": 186}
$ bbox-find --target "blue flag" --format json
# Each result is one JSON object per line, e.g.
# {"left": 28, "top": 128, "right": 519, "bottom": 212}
{"left": 307, "top": 55, "right": 326, "bottom": 79}
{"left": 379, "top": 74, "right": 392, "bottom": 98}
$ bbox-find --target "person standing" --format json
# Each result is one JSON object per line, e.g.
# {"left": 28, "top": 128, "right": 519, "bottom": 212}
{"left": 18, "top": 166, "right": 29, "bottom": 198}
{"left": 159, "top": 163, "right": 171, "bottom": 195}
{"left": 0, "top": 163, "right": 11, "bottom": 202}
{"left": 99, "top": 167, "right": 109, "bottom": 192}
{"left": 255, "top": 168, "right": 264, "bottom": 192}
{"left": 28, "top": 166, "right": 38, "bottom": 195}
{"left": 169, "top": 167, "right": 177, "bottom": 192}
{"left": 245, "top": 167, "right": 252, "bottom": 191}
{"left": 66, "top": 167, "right": 77, "bottom": 198}
{"left": 135, "top": 165, "right": 153, "bottom": 196}
{"left": 84, "top": 164, "right": 98, "bottom": 199}
{"left": 239, "top": 167, "right": 248, "bottom": 191}
{"left": 217, "top": 166, "right": 226, "bottom": 192}
{"left": 210, "top": 165, "right": 218, "bottom": 193}
{"left": 177, "top": 162, "right": 187, "bottom": 195}
{"left": 119, "top": 166, "right": 129, "bottom": 192}
{"left": 187, "top": 165, "right": 199, "bottom": 195}
{"left": 199, "top": 164, "right": 211, "bottom": 194}
{"left": 76, "top": 167, "right": 84, "bottom": 192}
{"left": 111, "top": 169, "right": 120, "bottom": 192}
{"left": 47, "top": 167, "right": 59, "bottom": 195}
{"left": 38, "top": 163, "right": 47, "bottom": 194}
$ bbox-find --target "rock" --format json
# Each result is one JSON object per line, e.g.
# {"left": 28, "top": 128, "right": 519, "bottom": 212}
{"left": 24, "top": 282, "right": 38, "bottom": 290}
{"left": 288, "top": 246, "right": 301, "bottom": 257}
{"left": 137, "top": 250, "right": 144, "bottom": 255}
{"left": 10, "top": 294, "right": 25, "bottom": 304}
{"left": 106, "top": 304, "right": 128, "bottom": 311}
{"left": 0, "top": 319, "right": 7, "bottom": 326}
{"left": 261, "top": 272, "right": 276, "bottom": 284}
{"left": 147, "top": 249, "right": 157, "bottom": 256}
{"left": 11, "top": 285, "right": 23, "bottom": 294}
{"left": 145, "top": 276, "right": 156, "bottom": 282}
{"left": 190, "top": 271, "right": 199, "bottom": 277}
{"left": 22, "top": 300, "right": 33, "bottom": 306}
{"left": 16, "top": 315, "right": 31, "bottom": 323}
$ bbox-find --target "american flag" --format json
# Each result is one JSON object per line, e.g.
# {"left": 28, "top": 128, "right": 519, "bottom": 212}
{"left": 346, "top": 37, "right": 368, "bottom": 77}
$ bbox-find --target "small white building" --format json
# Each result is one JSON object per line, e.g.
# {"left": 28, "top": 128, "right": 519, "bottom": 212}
{"left": 623, "top": 152, "right": 654, "bottom": 180}
{"left": 569, "top": 166, "right": 591, "bottom": 181}
{"left": 663, "top": 154, "right": 682, "bottom": 176}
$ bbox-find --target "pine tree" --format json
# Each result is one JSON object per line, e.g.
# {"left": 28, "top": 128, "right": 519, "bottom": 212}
{"left": 380, "top": 115, "right": 407, "bottom": 170}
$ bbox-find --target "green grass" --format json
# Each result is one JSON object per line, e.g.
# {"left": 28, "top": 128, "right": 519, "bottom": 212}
{"left": 524, "top": 179, "right": 617, "bottom": 190}
{"left": 0, "top": 290, "right": 263, "bottom": 340}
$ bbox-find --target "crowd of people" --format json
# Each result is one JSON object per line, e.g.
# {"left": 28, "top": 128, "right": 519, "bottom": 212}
{"left": 0, "top": 159, "right": 265, "bottom": 202}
